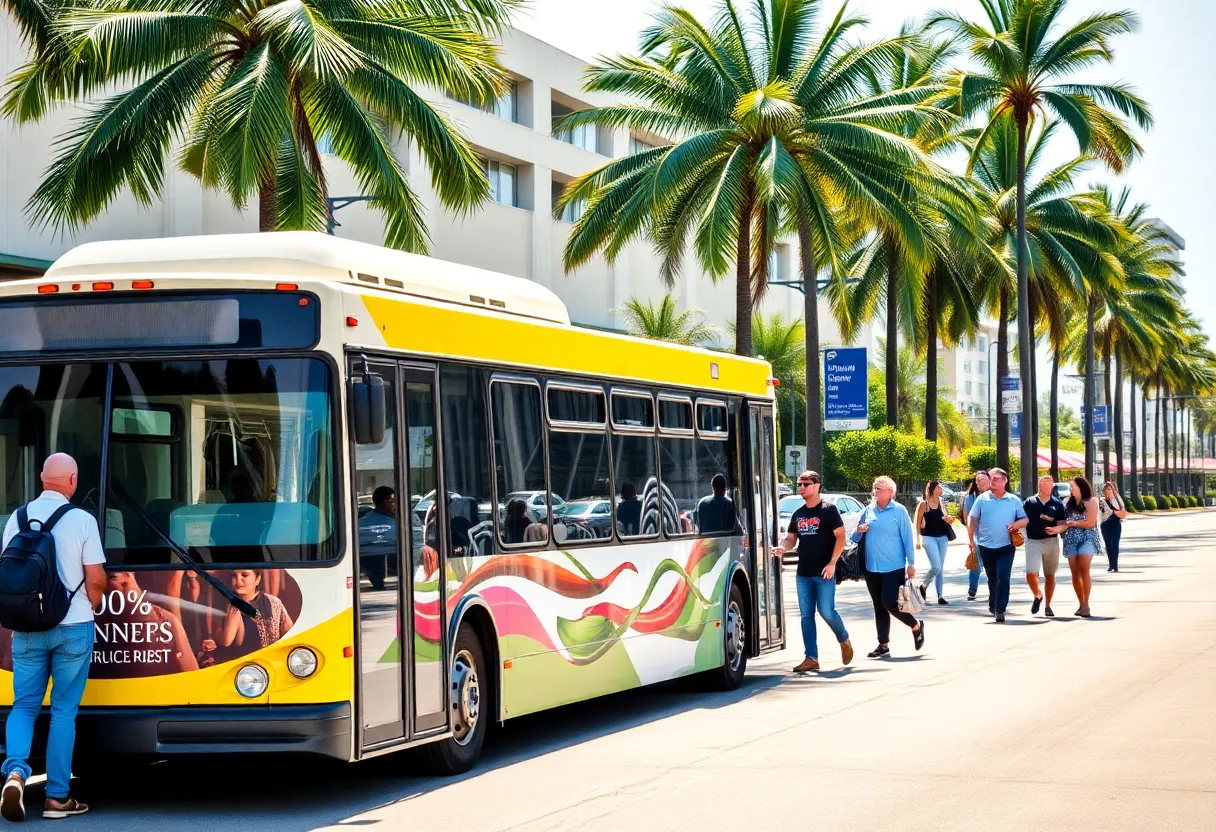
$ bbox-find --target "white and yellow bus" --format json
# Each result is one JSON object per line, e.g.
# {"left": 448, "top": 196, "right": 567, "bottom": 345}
{"left": 0, "top": 232, "right": 785, "bottom": 773}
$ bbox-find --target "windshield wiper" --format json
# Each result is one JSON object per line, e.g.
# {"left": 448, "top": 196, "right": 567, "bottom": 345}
{"left": 107, "top": 483, "right": 259, "bottom": 619}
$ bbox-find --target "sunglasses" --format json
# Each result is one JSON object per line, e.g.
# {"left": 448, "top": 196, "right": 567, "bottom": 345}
{"left": 797, "top": 480, "right": 819, "bottom": 487}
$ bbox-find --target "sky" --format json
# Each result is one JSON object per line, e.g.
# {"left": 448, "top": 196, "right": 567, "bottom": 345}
{"left": 516, "top": 0, "right": 1216, "bottom": 363}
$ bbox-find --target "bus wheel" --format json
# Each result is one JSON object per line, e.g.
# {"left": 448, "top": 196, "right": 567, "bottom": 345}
{"left": 700, "top": 582, "right": 748, "bottom": 691}
{"left": 423, "top": 624, "right": 488, "bottom": 775}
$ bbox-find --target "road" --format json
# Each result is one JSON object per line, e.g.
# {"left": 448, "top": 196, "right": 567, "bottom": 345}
{"left": 23, "top": 509, "right": 1216, "bottom": 830}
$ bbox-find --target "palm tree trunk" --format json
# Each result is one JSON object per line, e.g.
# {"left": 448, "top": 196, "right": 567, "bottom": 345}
{"left": 1028, "top": 301, "right": 1039, "bottom": 476}
{"left": 733, "top": 188, "right": 755, "bottom": 356}
{"left": 1114, "top": 350, "right": 1124, "bottom": 493}
{"left": 1083, "top": 294, "right": 1096, "bottom": 482}
{"left": 885, "top": 237, "right": 898, "bottom": 428}
{"left": 798, "top": 214, "right": 822, "bottom": 471}
{"left": 1129, "top": 371, "right": 1138, "bottom": 504}
{"left": 1157, "top": 378, "right": 1166, "bottom": 498}
{"left": 259, "top": 179, "right": 278, "bottom": 232}
{"left": 996, "top": 289, "right": 1010, "bottom": 473}
{"left": 924, "top": 275, "right": 939, "bottom": 441}
{"left": 1103, "top": 333, "right": 1112, "bottom": 483}
{"left": 1050, "top": 349, "right": 1060, "bottom": 481}
{"left": 1014, "top": 115, "right": 1035, "bottom": 497}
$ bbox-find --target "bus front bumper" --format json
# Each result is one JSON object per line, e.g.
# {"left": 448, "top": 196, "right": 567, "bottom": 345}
{"left": 0, "top": 701, "right": 352, "bottom": 762}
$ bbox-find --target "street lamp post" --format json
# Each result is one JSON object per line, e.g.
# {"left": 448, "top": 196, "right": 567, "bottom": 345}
{"left": 327, "top": 196, "right": 374, "bottom": 234}
{"left": 986, "top": 339, "right": 999, "bottom": 445}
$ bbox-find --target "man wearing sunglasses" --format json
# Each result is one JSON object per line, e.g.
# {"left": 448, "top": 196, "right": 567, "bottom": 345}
{"left": 771, "top": 471, "right": 853, "bottom": 673}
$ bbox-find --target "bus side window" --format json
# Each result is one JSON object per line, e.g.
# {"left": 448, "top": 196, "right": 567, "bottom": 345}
{"left": 491, "top": 380, "right": 548, "bottom": 549}
{"left": 439, "top": 365, "right": 494, "bottom": 557}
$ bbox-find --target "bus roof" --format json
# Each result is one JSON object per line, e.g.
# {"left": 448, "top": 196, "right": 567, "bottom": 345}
{"left": 44, "top": 231, "right": 571, "bottom": 326}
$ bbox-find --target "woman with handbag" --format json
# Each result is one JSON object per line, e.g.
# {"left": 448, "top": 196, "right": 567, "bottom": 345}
{"left": 853, "top": 476, "right": 924, "bottom": 658}
{"left": 1100, "top": 482, "right": 1128, "bottom": 572}
{"left": 1047, "top": 477, "right": 1101, "bottom": 617}
{"left": 914, "top": 481, "right": 956, "bottom": 605}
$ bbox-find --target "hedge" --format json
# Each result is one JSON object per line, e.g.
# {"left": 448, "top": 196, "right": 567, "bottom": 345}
{"left": 827, "top": 426, "right": 945, "bottom": 486}
{"left": 961, "top": 446, "right": 1021, "bottom": 487}
{"left": 1141, "top": 495, "right": 1157, "bottom": 511}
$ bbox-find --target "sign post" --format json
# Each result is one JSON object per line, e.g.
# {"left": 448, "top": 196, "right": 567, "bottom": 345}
{"left": 1081, "top": 405, "right": 1111, "bottom": 439}
{"left": 823, "top": 347, "right": 868, "bottom": 431}
{"left": 1011, "top": 412, "right": 1021, "bottom": 441}
{"left": 1000, "top": 377, "right": 1022, "bottom": 415}
{"left": 784, "top": 446, "right": 806, "bottom": 478}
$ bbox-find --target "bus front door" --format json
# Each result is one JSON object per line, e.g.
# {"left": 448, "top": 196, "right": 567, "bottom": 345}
{"left": 749, "top": 404, "right": 785, "bottom": 652}
{"left": 351, "top": 361, "right": 449, "bottom": 752}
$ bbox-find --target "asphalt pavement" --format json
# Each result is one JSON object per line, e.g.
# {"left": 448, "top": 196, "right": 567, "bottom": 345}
{"left": 15, "top": 509, "right": 1216, "bottom": 830}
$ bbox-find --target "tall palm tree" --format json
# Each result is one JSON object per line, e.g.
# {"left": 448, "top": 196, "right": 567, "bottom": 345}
{"left": 936, "top": 0, "right": 1152, "bottom": 495}
{"left": 967, "top": 114, "right": 1115, "bottom": 475}
{"left": 614, "top": 294, "right": 722, "bottom": 346}
{"left": 556, "top": 0, "right": 947, "bottom": 471}
{"left": 3, "top": 0, "right": 515, "bottom": 247}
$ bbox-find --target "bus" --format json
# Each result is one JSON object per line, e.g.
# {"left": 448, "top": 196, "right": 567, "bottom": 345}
{"left": 0, "top": 232, "right": 785, "bottom": 774}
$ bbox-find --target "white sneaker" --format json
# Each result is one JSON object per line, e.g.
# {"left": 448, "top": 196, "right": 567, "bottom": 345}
{"left": 1, "top": 772, "right": 25, "bottom": 822}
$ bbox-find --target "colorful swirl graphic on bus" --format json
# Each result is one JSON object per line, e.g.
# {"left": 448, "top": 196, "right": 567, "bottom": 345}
{"left": 0, "top": 569, "right": 301, "bottom": 679}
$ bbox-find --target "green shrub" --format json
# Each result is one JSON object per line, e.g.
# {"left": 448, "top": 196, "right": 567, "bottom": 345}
{"left": 1188, "top": 496, "right": 1199, "bottom": 508}
{"left": 1141, "top": 495, "right": 1157, "bottom": 511}
{"left": 961, "top": 446, "right": 1021, "bottom": 488}
{"left": 1166, "top": 495, "right": 1178, "bottom": 509}
{"left": 1126, "top": 500, "right": 1138, "bottom": 513}
{"left": 827, "top": 426, "right": 944, "bottom": 486}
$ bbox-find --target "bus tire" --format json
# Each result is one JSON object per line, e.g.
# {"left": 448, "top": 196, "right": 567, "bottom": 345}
{"left": 423, "top": 624, "right": 488, "bottom": 775}
{"left": 701, "top": 582, "right": 748, "bottom": 691}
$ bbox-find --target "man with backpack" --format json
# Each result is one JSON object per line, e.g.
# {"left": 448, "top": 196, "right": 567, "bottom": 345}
{"left": 0, "top": 454, "right": 106, "bottom": 821}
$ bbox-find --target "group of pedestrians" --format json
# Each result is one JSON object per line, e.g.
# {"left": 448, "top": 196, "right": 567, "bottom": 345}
{"left": 777, "top": 466, "right": 1129, "bottom": 671}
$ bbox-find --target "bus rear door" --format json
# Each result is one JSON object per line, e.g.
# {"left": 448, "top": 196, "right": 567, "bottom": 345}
{"left": 748, "top": 403, "right": 784, "bottom": 652}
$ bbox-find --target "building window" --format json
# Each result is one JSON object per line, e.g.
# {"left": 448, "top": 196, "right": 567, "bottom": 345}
{"left": 979, "top": 360, "right": 987, "bottom": 375}
{"left": 450, "top": 79, "right": 519, "bottom": 123}
{"left": 963, "top": 360, "right": 972, "bottom": 374}
{"left": 978, "top": 335, "right": 987, "bottom": 352}
{"left": 559, "top": 123, "right": 597, "bottom": 153}
{"left": 484, "top": 159, "right": 517, "bottom": 207}
{"left": 552, "top": 181, "right": 584, "bottom": 223}
{"left": 629, "top": 136, "right": 656, "bottom": 155}
{"left": 317, "top": 132, "right": 335, "bottom": 155}
{"left": 977, "top": 384, "right": 988, "bottom": 402}
{"left": 965, "top": 381, "right": 973, "bottom": 396}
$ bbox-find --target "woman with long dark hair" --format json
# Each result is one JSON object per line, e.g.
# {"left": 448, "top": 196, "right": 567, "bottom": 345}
{"left": 962, "top": 471, "right": 990, "bottom": 601}
{"left": 914, "top": 481, "right": 955, "bottom": 605}
{"left": 1048, "top": 477, "right": 1101, "bottom": 617}
{"left": 1100, "top": 482, "right": 1128, "bottom": 572}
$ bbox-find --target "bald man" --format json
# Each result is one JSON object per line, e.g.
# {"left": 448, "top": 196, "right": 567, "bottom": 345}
{"left": 1, "top": 453, "right": 105, "bottom": 820}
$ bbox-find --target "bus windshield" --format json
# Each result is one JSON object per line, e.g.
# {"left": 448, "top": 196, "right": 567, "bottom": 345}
{"left": 0, "top": 357, "right": 337, "bottom": 566}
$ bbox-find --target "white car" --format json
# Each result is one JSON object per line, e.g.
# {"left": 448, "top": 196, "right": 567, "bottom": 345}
{"left": 504, "top": 490, "right": 564, "bottom": 521}
{"left": 777, "top": 493, "right": 865, "bottom": 565}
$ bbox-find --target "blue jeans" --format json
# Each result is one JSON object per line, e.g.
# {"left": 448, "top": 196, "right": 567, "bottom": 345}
{"left": 921, "top": 536, "right": 948, "bottom": 597}
{"left": 3, "top": 622, "right": 94, "bottom": 800}
{"left": 796, "top": 575, "right": 849, "bottom": 660}
{"left": 1101, "top": 518, "right": 1122, "bottom": 570}
{"left": 979, "top": 545, "right": 1016, "bottom": 615}
{"left": 968, "top": 550, "right": 985, "bottom": 596}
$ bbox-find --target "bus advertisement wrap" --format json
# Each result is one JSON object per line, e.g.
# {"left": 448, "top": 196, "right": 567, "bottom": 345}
{"left": 0, "top": 568, "right": 302, "bottom": 678}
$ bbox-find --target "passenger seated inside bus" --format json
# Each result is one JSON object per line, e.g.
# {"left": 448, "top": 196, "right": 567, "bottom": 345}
{"left": 208, "top": 467, "right": 267, "bottom": 562}
{"left": 357, "top": 486, "right": 396, "bottom": 590}
{"left": 695, "top": 474, "right": 738, "bottom": 535}
{"left": 504, "top": 499, "right": 530, "bottom": 544}
{"left": 616, "top": 482, "right": 642, "bottom": 536}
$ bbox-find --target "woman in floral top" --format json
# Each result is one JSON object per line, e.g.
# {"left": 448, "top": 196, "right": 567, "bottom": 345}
{"left": 1047, "top": 477, "right": 1101, "bottom": 618}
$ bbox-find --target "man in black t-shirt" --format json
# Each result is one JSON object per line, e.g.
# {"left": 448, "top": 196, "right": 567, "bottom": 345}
{"left": 771, "top": 470, "right": 853, "bottom": 673}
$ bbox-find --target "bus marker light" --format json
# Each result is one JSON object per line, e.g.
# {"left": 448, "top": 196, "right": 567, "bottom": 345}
{"left": 345, "top": 316, "right": 358, "bottom": 327}
{"left": 298, "top": 298, "right": 309, "bottom": 306}
{"left": 275, "top": 282, "right": 298, "bottom": 291}
{"left": 37, "top": 284, "right": 58, "bottom": 294}
{"left": 503, "top": 660, "right": 513, "bottom": 670}
{"left": 71, "top": 284, "right": 81, "bottom": 291}
{"left": 343, "top": 646, "right": 353, "bottom": 658}
{"left": 132, "top": 280, "right": 154, "bottom": 289}
{"left": 92, "top": 282, "right": 114, "bottom": 291}
{"left": 770, "top": 378, "right": 780, "bottom": 387}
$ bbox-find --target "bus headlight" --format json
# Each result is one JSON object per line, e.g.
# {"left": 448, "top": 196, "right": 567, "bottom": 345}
{"left": 287, "top": 647, "right": 318, "bottom": 679}
{"left": 235, "top": 664, "right": 269, "bottom": 698}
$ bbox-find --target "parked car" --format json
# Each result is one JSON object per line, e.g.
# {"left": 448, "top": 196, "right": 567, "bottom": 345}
{"left": 940, "top": 484, "right": 961, "bottom": 505}
{"left": 776, "top": 482, "right": 794, "bottom": 498}
{"left": 504, "top": 490, "right": 564, "bottom": 522}
{"left": 553, "top": 499, "right": 613, "bottom": 539}
{"left": 1053, "top": 482, "right": 1071, "bottom": 502}
{"left": 777, "top": 493, "right": 865, "bottom": 565}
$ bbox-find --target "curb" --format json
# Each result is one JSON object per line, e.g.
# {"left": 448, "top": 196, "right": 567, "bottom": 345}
{"left": 1127, "top": 507, "right": 1214, "bottom": 519}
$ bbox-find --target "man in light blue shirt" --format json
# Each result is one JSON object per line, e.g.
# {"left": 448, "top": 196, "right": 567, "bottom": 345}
{"left": 967, "top": 467, "right": 1029, "bottom": 622}
{"left": 852, "top": 476, "right": 923, "bottom": 657}
{"left": 962, "top": 470, "right": 991, "bottom": 600}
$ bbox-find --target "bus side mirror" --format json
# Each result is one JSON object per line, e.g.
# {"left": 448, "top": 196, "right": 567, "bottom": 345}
{"left": 352, "top": 375, "right": 386, "bottom": 445}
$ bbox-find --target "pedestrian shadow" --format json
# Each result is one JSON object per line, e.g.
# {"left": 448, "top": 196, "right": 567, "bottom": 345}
{"left": 988, "top": 618, "right": 1049, "bottom": 626}
{"left": 1075, "top": 615, "right": 1116, "bottom": 622}
{"left": 791, "top": 667, "right": 885, "bottom": 680}
{"left": 877, "top": 655, "right": 931, "bottom": 663}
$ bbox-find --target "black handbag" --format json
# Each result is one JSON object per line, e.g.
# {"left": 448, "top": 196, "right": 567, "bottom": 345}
{"left": 835, "top": 536, "right": 865, "bottom": 584}
{"left": 944, "top": 521, "right": 958, "bottom": 542}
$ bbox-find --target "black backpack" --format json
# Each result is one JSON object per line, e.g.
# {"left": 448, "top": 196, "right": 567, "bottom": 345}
{"left": 0, "top": 504, "right": 86, "bottom": 632}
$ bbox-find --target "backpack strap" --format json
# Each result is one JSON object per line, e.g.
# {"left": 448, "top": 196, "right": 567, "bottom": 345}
{"left": 16, "top": 505, "right": 29, "bottom": 533}
{"left": 36, "top": 503, "right": 79, "bottom": 533}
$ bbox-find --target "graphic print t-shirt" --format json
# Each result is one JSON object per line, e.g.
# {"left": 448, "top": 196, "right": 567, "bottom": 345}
{"left": 790, "top": 502, "right": 844, "bottom": 577}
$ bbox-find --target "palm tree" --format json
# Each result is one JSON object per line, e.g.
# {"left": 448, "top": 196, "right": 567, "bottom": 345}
{"left": 614, "top": 295, "right": 721, "bottom": 346}
{"left": 556, "top": 0, "right": 948, "bottom": 471}
{"left": 967, "top": 114, "right": 1115, "bottom": 475}
{"left": 3, "top": 0, "right": 516, "bottom": 247}
{"left": 936, "top": 0, "right": 1153, "bottom": 495}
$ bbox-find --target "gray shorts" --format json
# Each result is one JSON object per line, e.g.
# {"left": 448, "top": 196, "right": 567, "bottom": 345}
{"left": 1025, "top": 536, "right": 1061, "bottom": 576}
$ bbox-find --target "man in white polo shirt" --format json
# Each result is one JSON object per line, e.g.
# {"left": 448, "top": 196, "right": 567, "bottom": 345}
{"left": 1, "top": 454, "right": 106, "bottom": 821}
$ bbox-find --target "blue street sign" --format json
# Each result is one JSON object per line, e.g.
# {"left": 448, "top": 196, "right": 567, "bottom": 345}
{"left": 823, "top": 347, "right": 868, "bottom": 431}
{"left": 1081, "top": 405, "right": 1111, "bottom": 439}
{"left": 1011, "top": 412, "right": 1020, "bottom": 441}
